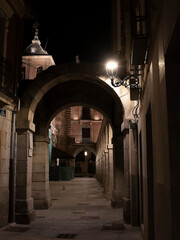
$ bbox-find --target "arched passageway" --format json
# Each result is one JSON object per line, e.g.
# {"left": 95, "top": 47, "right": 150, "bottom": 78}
{"left": 74, "top": 151, "right": 96, "bottom": 177}
{"left": 16, "top": 63, "right": 125, "bottom": 223}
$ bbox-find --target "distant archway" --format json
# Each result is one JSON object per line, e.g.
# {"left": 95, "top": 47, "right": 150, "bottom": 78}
{"left": 75, "top": 151, "right": 96, "bottom": 177}
{"left": 73, "top": 146, "right": 96, "bottom": 158}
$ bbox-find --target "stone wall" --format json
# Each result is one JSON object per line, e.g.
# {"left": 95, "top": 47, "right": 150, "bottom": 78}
{"left": 0, "top": 110, "right": 12, "bottom": 228}
{"left": 137, "top": 1, "right": 180, "bottom": 239}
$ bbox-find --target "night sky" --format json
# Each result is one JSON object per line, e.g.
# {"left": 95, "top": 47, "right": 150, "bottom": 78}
{"left": 23, "top": 0, "right": 112, "bottom": 64}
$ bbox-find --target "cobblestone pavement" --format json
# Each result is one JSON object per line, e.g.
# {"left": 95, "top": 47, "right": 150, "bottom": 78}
{"left": 0, "top": 178, "right": 142, "bottom": 240}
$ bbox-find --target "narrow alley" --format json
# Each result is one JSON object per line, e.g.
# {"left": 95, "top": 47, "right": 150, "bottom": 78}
{"left": 0, "top": 1, "right": 179, "bottom": 240}
{"left": 0, "top": 178, "right": 142, "bottom": 240}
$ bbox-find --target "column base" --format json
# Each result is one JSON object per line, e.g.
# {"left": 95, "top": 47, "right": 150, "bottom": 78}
{"left": 34, "top": 198, "right": 52, "bottom": 210}
{"left": 123, "top": 197, "right": 131, "bottom": 224}
{"left": 111, "top": 191, "right": 123, "bottom": 208}
{"left": 15, "top": 197, "right": 35, "bottom": 224}
{"left": 15, "top": 210, "right": 36, "bottom": 224}
{"left": 111, "top": 199, "right": 123, "bottom": 208}
{"left": 106, "top": 191, "right": 113, "bottom": 200}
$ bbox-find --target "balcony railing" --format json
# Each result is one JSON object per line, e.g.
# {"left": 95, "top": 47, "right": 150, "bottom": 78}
{"left": 0, "top": 56, "right": 14, "bottom": 99}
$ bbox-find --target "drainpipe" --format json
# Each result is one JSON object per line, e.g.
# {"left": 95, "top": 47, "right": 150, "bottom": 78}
{"left": 8, "top": 107, "right": 17, "bottom": 223}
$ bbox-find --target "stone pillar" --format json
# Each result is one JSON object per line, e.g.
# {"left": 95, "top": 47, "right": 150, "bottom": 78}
{"left": 16, "top": 129, "right": 35, "bottom": 224}
{"left": 96, "top": 157, "right": 100, "bottom": 181}
{"left": 121, "top": 120, "right": 131, "bottom": 223}
{"left": 96, "top": 156, "right": 101, "bottom": 183}
{"left": 32, "top": 135, "right": 52, "bottom": 209}
{"left": 104, "top": 149, "right": 109, "bottom": 194}
{"left": 102, "top": 153, "right": 105, "bottom": 188}
{"left": 99, "top": 156, "right": 103, "bottom": 185}
{"left": 111, "top": 131, "right": 124, "bottom": 208}
{"left": 129, "top": 122, "right": 139, "bottom": 226}
{"left": 106, "top": 144, "right": 114, "bottom": 199}
{"left": 84, "top": 154, "right": 88, "bottom": 177}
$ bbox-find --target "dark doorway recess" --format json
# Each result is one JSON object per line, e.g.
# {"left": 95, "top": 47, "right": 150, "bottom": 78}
{"left": 146, "top": 105, "right": 154, "bottom": 239}
{"left": 139, "top": 131, "right": 144, "bottom": 225}
{"left": 75, "top": 151, "right": 96, "bottom": 177}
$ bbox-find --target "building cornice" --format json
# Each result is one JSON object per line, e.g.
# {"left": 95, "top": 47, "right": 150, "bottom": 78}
{"left": 7, "top": 0, "right": 26, "bottom": 17}
{"left": 0, "top": 0, "right": 26, "bottom": 18}
{"left": 0, "top": 0, "right": 14, "bottom": 18}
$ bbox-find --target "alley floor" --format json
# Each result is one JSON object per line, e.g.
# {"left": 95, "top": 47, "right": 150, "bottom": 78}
{"left": 0, "top": 178, "right": 142, "bottom": 240}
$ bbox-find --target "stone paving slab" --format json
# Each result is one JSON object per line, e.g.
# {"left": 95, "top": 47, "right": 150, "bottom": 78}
{"left": 0, "top": 178, "right": 142, "bottom": 240}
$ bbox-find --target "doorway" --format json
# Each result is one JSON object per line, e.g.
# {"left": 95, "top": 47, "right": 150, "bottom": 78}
{"left": 146, "top": 105, "right": 154, "bottom": 239}
{"left": 75, "top": 151, "right": 96, "bottom": 177}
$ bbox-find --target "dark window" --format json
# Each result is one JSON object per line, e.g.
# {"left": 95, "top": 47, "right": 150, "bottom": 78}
{"left": 82, "top": 128, "right": 90, "bottom": 138}
{"left": 22, "top": 66, "right": 26, "bottom": 80}
{"left": 37, "top": 66, "right": 43, "bottom": 75}
{"left": 82, "top": 107, "right": 91, "bottom": 119}
{"left": 76, "top": 151, "right": 85, "bottom": 162}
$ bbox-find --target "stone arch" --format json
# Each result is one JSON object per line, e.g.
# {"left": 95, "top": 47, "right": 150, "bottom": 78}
{"left": 17, "top": 63, "right": 124, "bottom": 131}
{"left": 73, "top": 146, "right": 97, "bottom": 158}
{"left": 15, "top": 63, "right": 125, "bottom": 223}
{"left": 33, "top": 77, "right": 123, "bottom": 137}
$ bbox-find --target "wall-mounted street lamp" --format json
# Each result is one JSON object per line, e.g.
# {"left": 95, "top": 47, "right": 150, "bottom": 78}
{"left": 105, "top": 60, "right": 141, "bottom": 101}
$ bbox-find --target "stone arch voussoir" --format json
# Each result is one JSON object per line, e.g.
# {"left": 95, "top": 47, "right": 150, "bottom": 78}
{"left": 17, "top": 62, "right": 124, "bottom": 133}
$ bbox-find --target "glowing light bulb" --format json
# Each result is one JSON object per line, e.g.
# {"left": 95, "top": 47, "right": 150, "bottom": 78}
{"left": 106, "top": 61, "right": 118, "bottom": 70}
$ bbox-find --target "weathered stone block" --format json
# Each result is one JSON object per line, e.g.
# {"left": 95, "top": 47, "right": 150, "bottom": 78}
{"left": 17, "top": 134, "right": 28, "bottom": 148}
{"left": 16, "top": 186, "right": 32, "bottom": 199}
{"left": 17, "top": 148, "right": 28, "bottom": 161}
{"left": 32, "top": 163, "right": 45, "bottom": 173}
{"left": 123, "top": 197, "right": 131, "bottom": 224}
{"left": 1, "top": 159, "right": 10, "bottom": 174}
{"left": 16, "top": 173, "right": 27, "bottom": 186}
{"left": 33, "top": 145, "right": 47, "bottom": 155}
{"left": 111, "top": 191, "right": 124, "bottom": 208}
{"left": 1, "top": 131, "right": 11, "bottom": 147}
{"left": 0, "top": 214, "right": 8, "bottom": 229}
{"left": 32, "top": 172, "right": 46, "bottom": 182}
{"left": 34, "top": 198, "right": 52, "bottom": 210}
{"left": 0, "top": 188, "right": 9, "bottom": 202}
{"left": 16, "top": 160, "right": 28, "bottom": 173}
{"left": 32, "top": 190, "right": 47, "bottom": 200}
{"left": 32, "top": 181, "right": 49, "bottom": 191}
{"left": 33, "top": 154, "right": 46, "bottom": 163}
{"left": 0, "top": 174, "right": 9, "bottom": 188}
{"left": 15, "top": 210, "right": 35, "bottom": 224}
{"left": 1, "top": 146, "right": 10, "bottom": 161}
{"left": 16, "top": 197, "right": 34, "bottom": 213}
{"left": 0, "top": 202, "right": 8, "bottom": 216}
{"left": 0, "top": 120, "right": 11, "bottom": 132}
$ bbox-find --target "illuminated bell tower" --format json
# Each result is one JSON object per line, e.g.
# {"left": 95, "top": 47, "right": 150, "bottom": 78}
{"left": 22, "top": 22, "right": 55, "bottom": 80}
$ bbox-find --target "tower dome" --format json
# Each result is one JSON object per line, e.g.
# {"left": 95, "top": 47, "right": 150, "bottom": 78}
{"left": 23, "top": 22, "right": 48, "bottom": 55}
{"left": 22, "top": 22, "right": 55, "bottom": 80}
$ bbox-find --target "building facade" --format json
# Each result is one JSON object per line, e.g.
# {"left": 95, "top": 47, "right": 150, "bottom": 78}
{"left": 50, "top": 106, "right": 103, "bottom": 177}
{"left": 51, "top": 106, "right": 103, "bottom": 152}
{"left": 0, "top": 0, "right": 31, "bottom": 228}
{"left": 109, "top": 0, "right": 180, "bottom": 239}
